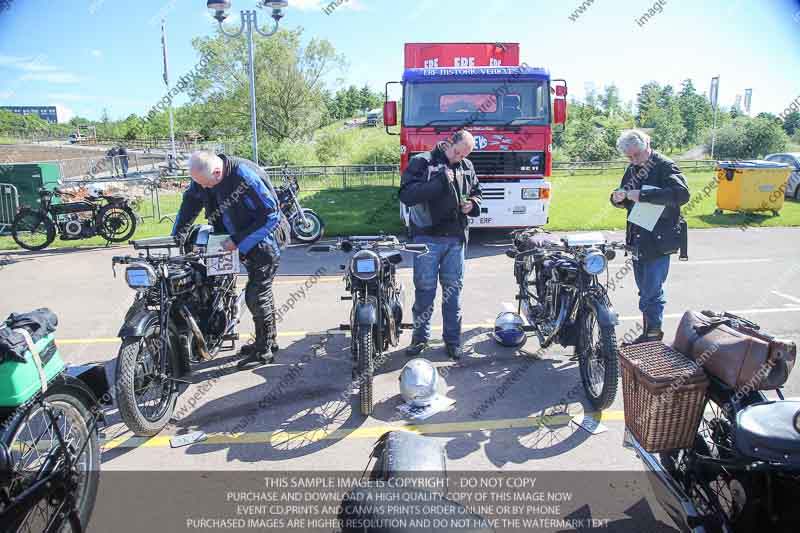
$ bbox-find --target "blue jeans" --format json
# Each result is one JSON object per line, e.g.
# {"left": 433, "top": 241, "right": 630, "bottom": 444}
{"left": 411, "top": 235, "right": 465, "bottom": 347}
{"left": 632, "top": 255, "right": 671, "bottom": 330}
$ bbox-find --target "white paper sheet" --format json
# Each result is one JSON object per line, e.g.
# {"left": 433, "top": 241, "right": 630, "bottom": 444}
{"left": 396, "top": 395, "right": 456, "bottom": 420}
{"left": 206, "top": 234, "right": 240, "bottom": 276}
{"left": 627, "top": 185, "right": 665, "bottom": 232}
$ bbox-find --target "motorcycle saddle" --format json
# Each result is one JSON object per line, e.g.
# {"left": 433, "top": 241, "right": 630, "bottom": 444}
{"left": 735, "top": 400, "right": 800, "bottom": 466}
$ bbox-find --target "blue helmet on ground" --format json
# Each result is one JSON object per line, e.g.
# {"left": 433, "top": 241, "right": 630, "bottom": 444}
{"left": 493, "top": 311, "right": 526, "bottom": 347}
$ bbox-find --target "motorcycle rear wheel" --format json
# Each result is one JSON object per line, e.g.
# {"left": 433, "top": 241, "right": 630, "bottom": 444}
{"left": 356, "top": 327, "right": 374, "bottom": 416}
{"left": 10, "top": 210, "right": 56, "bottom": 251}
{"left": 575, "top": 308, "right": 619, "bottom": 410}
{"left": 115, "top": 323, "right": 179, "bottom": 436}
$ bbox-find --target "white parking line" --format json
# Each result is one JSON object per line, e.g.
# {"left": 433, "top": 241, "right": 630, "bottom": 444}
{"left": 772, "top": 290, "right": 800, "bottom": 305}
{"left": 619, "top": 307, "right": 800, "bottom": 322}
{"left": 610, "top": 258, "right": 773, "bottom": 269}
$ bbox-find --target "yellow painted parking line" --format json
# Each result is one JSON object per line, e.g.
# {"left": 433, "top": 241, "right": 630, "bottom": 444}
{"left": 102, "top": 411, "right": 626, "bottom": 450}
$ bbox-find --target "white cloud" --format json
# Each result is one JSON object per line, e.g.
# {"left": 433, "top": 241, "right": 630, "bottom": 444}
{"left": 90, "top": 49, "right": 103, "bottom": 58}
{"left": 0, "top": 90, "right": 14, "bottom": 99}
{"left": 0, "top": 53, "right": 56, "bottom": 72}
{"left": 20, "top": 72, "right": 81, "bottom": 84}
{"left": 54, "top": 104, "right": 75, "bottom": 123}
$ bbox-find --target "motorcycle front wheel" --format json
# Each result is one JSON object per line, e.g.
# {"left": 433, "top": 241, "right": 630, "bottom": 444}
{"left": 10, "top": 209, "right": 56, "bottom": 251}
{"left": 115, "top": 322, "right": 179, "bottom": 436}
{"left": 291, "top": 209, "right": 324, "bottom": 243}
{"left": 1, "top": 390, "right": 101, "bottom": 532}
{"left": 575, "top": 307, "right": 619, "bottom": 410}
{"left": 97, "top": 204, "right": 137, "bottom": 243}
{"left": 355, "top": 327, "right": 374, "bottom": 416}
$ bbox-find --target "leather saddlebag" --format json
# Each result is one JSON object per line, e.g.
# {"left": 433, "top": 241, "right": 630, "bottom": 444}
{"left": 673, "top": 310, "right": 796, "bottom": 390}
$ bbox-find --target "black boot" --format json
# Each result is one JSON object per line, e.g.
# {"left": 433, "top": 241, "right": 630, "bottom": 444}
{"left": 237, "top": 317, "right": 274, "bottom": 370}
{"left": 623, "top": 315, "right": 664, "bottom": 347}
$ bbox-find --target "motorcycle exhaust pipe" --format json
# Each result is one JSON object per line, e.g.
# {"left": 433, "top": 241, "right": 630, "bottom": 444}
{"left": 179, "top": 305, "right": 212, "bottom": 361}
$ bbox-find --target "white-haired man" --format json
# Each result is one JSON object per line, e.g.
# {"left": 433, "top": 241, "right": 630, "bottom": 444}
{"left": 172, "top": 151, "right": 282, "bottom": 369}
{"left": 611, "top": 130, "right": 690, "bottom": 344}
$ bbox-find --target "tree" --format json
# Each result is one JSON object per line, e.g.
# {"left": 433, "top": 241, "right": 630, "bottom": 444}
{"left": 598, "top": 85, "right": 620, "bottom": 117}
{"left": 677, "top": 79, "right": 713, "bottom": 146}
{"left": 651, "top": 100, "right": 686, "bottom": 153}
{"left": 189, "top": 27, "right": 345, "bottom": 151}
{"left": 636, "top": 81, "right": 662, "bottom": 127}
{"left": 782, "top": 111, "right": 800, "bottom": 136}
{"left": 707, "top": 117, "right": 788, "bottom": 159}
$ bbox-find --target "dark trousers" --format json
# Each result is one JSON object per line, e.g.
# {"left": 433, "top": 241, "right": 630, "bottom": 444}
{"left": 632, "top": 255, "right": 671, "bottom": 331}
{"left": 243, "top": 242, "right": 280, "bottom": 348}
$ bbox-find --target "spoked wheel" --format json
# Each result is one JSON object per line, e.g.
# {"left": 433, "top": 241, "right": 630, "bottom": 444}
{"left": 291, "top": 209, "right": 324, "bottom": 243}
{"left": 10, "top": 210, "right": 56, "bottom": 251}
{"left": 97, "top": 204, "right": 137, "bottom": 243}
{"left": 355, "top": 327, "right": 374, "bottom": 416}
{"left": 115, "top": 323, "right": 179, "bottom": 436}
{"left": 575, "top": 307, "right": 619, "bottom": 410}
{"left": 1, "top": 391, "right": 100, "bottom": 533}
{"left": 660, "top": 397, "right": 759, "bottom": 532}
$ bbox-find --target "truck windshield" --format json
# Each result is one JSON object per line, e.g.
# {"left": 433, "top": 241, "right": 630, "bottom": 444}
{"left": 403, "top": 81, "right": 549, "bottom": 127}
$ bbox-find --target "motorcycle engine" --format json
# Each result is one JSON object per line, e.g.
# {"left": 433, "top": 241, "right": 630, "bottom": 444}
{"left": 61, "top": 215, "right": 95, "bottom": 239}
{"left": 64, "top": 219, "right": 83, "bottom": 237}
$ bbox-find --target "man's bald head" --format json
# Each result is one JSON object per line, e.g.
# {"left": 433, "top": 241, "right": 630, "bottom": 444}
{"left": 444, "top": 130, "right": 475, "bottom": 164}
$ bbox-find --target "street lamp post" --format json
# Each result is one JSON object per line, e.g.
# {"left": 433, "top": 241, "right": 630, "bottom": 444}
{"left": 208, "top": 1, "right": 288, "bottom": 165}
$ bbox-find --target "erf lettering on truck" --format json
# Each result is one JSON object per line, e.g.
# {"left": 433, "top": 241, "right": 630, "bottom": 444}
{"left": 384, "top": 42, "right": 568, "bottom": 229}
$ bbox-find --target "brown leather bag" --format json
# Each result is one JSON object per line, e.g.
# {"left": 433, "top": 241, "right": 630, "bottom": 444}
{"left": 673, "top": 310, "right": 796, "bottom": 390}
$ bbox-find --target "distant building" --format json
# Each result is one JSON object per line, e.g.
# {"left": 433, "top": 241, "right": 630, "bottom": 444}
{"left": 0, "top": 106, "right": 58, "bottom": 124}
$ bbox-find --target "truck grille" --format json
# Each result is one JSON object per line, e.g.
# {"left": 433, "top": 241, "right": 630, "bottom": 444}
{"left": 481, "top": 187, "right": 505, "bottom": 200}
{"left": 467, "top": 151, "right": 545, "bottom": 175}
{"left": 408, "top": 150, "right": 545, "bottom": 176}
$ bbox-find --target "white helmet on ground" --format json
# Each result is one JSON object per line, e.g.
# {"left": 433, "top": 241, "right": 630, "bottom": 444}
{"left": 86, "top": 183, "right": 105, "bottom": 198}
{"left": 399, "top": 358, "right": 441, "bottom": 407}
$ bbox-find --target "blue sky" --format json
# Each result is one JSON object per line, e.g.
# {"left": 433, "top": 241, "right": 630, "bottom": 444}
{"left": 1, "top": 0, "right": 799, "bottom": 123}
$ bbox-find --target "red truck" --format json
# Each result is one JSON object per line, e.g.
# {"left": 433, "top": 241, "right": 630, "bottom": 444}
{"left": 384, "top": 42, "right": 567, "bottom": 228}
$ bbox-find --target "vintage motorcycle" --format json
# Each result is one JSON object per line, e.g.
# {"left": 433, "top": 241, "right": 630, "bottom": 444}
{"left": 11, "top": 186, "right": 137, "bottom": 251}
{"left": 505, "top": 228, "right": 625, "bottom": 409}
{"left": 624, "top": 312, "right": 800, "bottom": 533}
{"left": 111, "top": 225, "right": 246, "bottom": 436}
{"left": 277, "top": 165, "right": 324, "bottom": 243}
{"left": 310, "top": 235, "right": 427, "bottom": 416}
{"left": 0, "top": 310, "right": 109, "bottom": 533}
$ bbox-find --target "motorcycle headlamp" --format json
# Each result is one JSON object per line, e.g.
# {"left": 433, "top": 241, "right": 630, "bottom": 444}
{"left": 350, "top": 250, "right": 380, "bottom": 281}
{"left": 582, "top": 250, "right": 608, "bottom": 275}
{"left": 125, "top": 263, "right": 157, "bottom": 291}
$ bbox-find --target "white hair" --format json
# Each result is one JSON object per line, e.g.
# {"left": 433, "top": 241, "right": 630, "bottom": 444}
{"left": 188, "top": 150, "right": 222, "bottom": 179}
{"left": 616, "top": 130, "right": 650, "bottom": 154}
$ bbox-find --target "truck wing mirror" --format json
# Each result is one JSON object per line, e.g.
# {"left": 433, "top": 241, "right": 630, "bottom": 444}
{"left": 384, "top": 101, "right": 398, "bottom": 127}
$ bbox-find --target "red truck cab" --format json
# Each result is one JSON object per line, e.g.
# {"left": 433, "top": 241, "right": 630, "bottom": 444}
{"left": 385, "top": 42, "right": 567, "bottom": 229}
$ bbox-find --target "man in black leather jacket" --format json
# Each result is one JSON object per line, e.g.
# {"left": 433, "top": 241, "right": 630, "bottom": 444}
{"left": 399, "top": 130, "right": 482, "bottom": 360}
{"left": 611, "top": 130, "right": 690, "bottom": 344}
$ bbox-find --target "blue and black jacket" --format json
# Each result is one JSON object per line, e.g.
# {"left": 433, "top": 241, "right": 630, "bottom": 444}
{"left": 172, "top": 154, "right": 281, "bottom": 257}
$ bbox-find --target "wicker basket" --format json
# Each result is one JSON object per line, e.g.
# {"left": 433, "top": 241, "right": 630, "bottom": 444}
{"left": 619, "top": 341, "right": 709, "bottom": 452}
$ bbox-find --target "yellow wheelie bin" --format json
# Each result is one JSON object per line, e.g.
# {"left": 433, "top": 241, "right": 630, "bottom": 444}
{"left": 715, "top": 160, "right": 792, "bottom": 216}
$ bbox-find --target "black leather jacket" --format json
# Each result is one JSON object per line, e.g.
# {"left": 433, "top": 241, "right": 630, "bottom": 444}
{"left": 610, "top": 151, "right": 690, "bottom": 261}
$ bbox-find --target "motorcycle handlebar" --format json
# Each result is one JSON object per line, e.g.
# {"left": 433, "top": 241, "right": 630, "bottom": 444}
{"left": 404, "top": 244, "right": 428, "bottom": 253}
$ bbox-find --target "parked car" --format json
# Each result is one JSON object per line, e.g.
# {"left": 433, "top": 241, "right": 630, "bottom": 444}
{"left": 765, "top": 152, "right": 800, "bottom": 200}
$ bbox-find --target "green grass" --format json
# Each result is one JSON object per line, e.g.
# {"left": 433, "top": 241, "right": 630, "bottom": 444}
{"left": 3, "top": 170, "right": 799, "bottom": 251}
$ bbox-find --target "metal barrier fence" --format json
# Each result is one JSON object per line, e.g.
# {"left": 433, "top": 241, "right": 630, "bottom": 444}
{"left": 0, "top": 183, "right": 19, "bottom": 234}
{"left": 263, "top": 165, "right": 399, "bottom": 190}
{"left": 552, "top": 159, "right": 717, "bottom": 175}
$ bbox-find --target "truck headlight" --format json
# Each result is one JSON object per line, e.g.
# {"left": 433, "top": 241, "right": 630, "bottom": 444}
{"left": 582, "top": 250, "right": 607, "bottom": 275}
{"left": 521, "top": 188, "right": 540, "bottom": 200}
{"left": 125, "top": 263, "right": 157, "bottom": 291}
{"left": 350, "top": 250, "right": 380, "bottom": 281}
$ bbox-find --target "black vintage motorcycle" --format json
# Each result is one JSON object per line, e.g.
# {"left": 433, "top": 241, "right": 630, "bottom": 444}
{"left": 11, "top": 186, "right": 137, "bottom": 251}
{"left": 505, "top": 228, "right": 625, "bottom": 409}
{"left": 310, "top": 235, "right": 427, "bottom": 416}
{"left": 277, "top": 166, "right": 324, "bottom": 243}
{"left": 111, "top": 225, "right": 245, "bottom": 436}
{"left": 624, "top": 312, "right": 800, "bottom": 533}
{"left": 0, "top": 311, "right": 109, "bottom": 533}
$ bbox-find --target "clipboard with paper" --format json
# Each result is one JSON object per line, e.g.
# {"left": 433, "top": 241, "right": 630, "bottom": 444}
{"left": 627, "top": 185, "right": 665, "bottom": 232}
